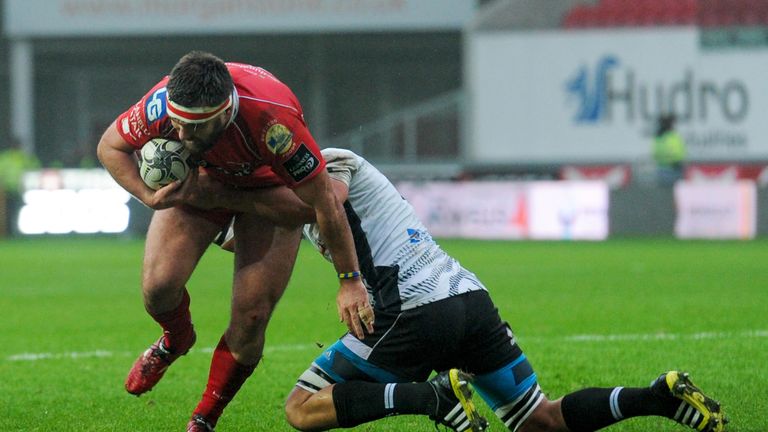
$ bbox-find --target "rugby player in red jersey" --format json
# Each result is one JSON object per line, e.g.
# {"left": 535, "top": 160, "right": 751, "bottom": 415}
{"left": 97, "top": 51, "right": 373, "bottom": 431}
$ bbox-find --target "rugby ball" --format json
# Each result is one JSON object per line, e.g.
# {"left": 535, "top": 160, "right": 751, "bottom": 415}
{"left": 139, "top": 138, "right": 192, "bottom": 190}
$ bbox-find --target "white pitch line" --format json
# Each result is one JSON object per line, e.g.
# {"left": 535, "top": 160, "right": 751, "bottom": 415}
{"left": 5, "top": 343, "right": 321, "bottom": 362}
{"left": 6, "top": 350, "right": 125, "bottom": 362}
{"left": 560, "top": 329, "right": 768, "bottom": 343}
{"left": 6, "top": 330, "right": 767, "bottom": 362}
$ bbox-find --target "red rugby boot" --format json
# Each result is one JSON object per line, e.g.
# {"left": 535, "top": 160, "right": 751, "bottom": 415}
{"left": 186, "top": 414, "right": 215, "bottom": 432}
{"left": 125, "top": 330, "right": 196, "bottom": 395}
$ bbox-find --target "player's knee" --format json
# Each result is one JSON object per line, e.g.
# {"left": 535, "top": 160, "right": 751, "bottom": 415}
{"left": 517, "top": 399, "right": 565, "bottom": 432}
{"left": 284, "top": 402, "right": 306, "bottom": 430}
{"left": 141, "top": 275, "right": 187, "bottom": 312}
{"left": 235, "top": 301, "right": 275, "bottom": 329}
{"left": 141, "top": 270, "right": 185, "bottom": 299}
{"left": 232, "top": 297, "right": 276, "bottom": 329}
{"left": 142, "top": 284, "right": 176, "bottom": 308}
{"left": 284, "top": 393, "right": 314, "bottom": 431}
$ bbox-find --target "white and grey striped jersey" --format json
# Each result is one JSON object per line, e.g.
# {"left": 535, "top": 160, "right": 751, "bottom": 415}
{"left": 303, "top": 148, "right": 486, "bottom": 312}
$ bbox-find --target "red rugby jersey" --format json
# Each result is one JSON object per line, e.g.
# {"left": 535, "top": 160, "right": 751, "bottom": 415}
{"left": 116, "top": 63, "right": 325, "bottom": 189}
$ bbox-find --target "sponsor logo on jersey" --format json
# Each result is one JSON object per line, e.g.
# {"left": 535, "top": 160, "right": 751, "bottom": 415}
{"left": 145, "top": 87, "right": 168, "bottom": 124}
{"left": 283, "top": 143, "right": 319, "bottom": 183}
{"left": 265, "top": 123, "right": 295, "bottom": 155}
{"left": 127, "top": 103, "right": 148, "bottom": 139}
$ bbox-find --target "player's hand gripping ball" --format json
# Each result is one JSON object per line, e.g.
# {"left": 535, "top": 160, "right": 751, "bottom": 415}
{"left": 139, "top": 138, "right": 192, "bottom": 190}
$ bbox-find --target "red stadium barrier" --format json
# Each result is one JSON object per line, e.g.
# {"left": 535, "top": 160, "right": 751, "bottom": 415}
{"left": 559, "top": 165, "right": 632, "bottom": 189}
{"left": 562, "top": 0, "right": 766, "bottom": 28}
{"left": 685, "top": 164, "right": 768, "bottom": 187}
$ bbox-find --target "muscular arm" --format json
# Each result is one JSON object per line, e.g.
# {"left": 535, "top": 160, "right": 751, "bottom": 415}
{"left": 224, "top": 186, "right": 316, "bottom": 226}
{"left": 293, "top": 170, "right": 357, "bottom": 274}
{"left": 219, "top": 178, "right": 348, "bottom": 226}
{"left": 180, "top": 171, "right": 316, "bottom": 227}
{"left": 217, "top": 178, "right": 348, "bottom": 252}
{"left": 293, "top": 170, "right": 373, "bottom": 339}
{"left": 96, "top": 121, "right": 181, "bottom": 210}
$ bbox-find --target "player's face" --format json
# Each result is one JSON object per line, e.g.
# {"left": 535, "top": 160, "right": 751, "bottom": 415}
{"left": 170, "top": 110, "right": 230, "bottom": 154}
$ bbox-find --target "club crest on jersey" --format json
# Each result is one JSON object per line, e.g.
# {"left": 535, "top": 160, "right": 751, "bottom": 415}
{"left": 264, "top": 123, "right": 295, "bottom": 155}
{"left": 283, "top": 143, "right": 319, "bottom": 183}
{"left": 145, "top": 87, "right": 168, "bottom": 125}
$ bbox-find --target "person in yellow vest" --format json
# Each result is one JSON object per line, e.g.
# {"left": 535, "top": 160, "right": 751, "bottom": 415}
{"left": 0, "top": 140, "right": 40, "bottom": 236}
{"left": 653, "top": 114, "right": 686, "bottom": 186}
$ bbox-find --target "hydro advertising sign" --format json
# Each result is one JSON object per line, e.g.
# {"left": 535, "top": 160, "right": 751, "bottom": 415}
{"left": 469, "top": 28, "right": 768, "bottom": 163}
{"left": 565, "top": 55, "right": 748, "bottom": 128}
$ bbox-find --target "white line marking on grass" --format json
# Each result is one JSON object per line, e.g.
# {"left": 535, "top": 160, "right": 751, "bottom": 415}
{"left": 5, "top": 344, "right": 321, "bottom": 362}
{"left": 6, "top": 330, "right": 767, "bottom": 362}
{"left": 7, "top": 350, "right": 126, "bottom": 361}
{"left": 561, "top": 329, "right": 768, "bottom": 343}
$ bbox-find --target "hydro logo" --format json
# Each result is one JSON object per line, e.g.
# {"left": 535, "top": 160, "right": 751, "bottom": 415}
{"left": 565, "top": 56, "right": 619, "bottom": 123}
{"left": 145, "top": 87, "right": 168, "bottom": 124}
{"left": 565, "top": 55, "right": 749, "bottom": 125}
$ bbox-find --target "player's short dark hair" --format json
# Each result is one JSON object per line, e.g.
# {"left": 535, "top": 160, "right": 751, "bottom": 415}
{"left": 167, "top": 51, "right": 233, "bottom": 107}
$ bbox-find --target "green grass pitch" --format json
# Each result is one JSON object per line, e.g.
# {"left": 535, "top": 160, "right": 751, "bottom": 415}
{"left": 1, "top": 237, "right": 766, "bottom": 431}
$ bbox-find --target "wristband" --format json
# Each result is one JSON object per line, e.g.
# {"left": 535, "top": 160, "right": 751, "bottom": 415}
{"left": 338, "top": 271, "right": 361, "bottom": 280}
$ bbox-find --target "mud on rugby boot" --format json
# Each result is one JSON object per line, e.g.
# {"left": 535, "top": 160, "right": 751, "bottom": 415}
{"left": 186, "top": 414, "right": 215, "bottom": 432}
{"left": 651, "top": 371, "right": 728, "bottom": 432}
{"left": 428, "top": 369, "right": 489, "bottom": 432}
{"left": 124, "top": 330, "right": 196, "bottom": 395}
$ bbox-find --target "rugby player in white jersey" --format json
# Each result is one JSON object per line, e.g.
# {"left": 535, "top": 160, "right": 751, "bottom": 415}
{"left": 204, "top": 149, "right": 726, "bottom": 432}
